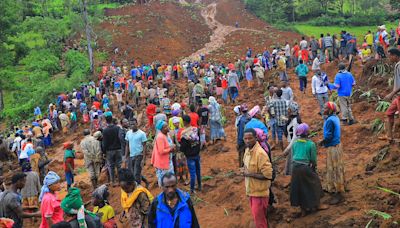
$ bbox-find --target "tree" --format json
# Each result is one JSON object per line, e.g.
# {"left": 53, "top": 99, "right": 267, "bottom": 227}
{"left": 81, "top": 0, "right": 94, "bottom": 73}
{"left": 389, "top": 0, "right": 400, "bottom": 10}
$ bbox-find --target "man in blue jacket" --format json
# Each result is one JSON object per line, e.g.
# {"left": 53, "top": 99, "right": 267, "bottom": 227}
{"left": 148, "top": 172, "right": 200, "bottom": 228}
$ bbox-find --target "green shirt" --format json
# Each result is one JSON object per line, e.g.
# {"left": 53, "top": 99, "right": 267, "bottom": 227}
{"left": 292, "top": 139, "right": 317, "bottom": 164}
{"left": 64, "top": 149, "right": 75, "bottom": 161}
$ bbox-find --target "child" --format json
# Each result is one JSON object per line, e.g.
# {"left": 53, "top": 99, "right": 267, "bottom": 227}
{"left": 92, "top": 185, "right": 116, "bottom": 228}
{"left": 63, "top": 142, "right": 75, "bottom": 189}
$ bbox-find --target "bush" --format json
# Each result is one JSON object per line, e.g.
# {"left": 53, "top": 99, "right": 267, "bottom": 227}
{"left": 308, "top": 15, "right": 346, "bottom": 26}
{"left": 64, "top": 50, "right": 90, "bottom": 76}
{"left": 307, "top": 11, "right": 386, "bottom": 27}
{"left": 19, "top": 49, "right": 61, "bottom": 75}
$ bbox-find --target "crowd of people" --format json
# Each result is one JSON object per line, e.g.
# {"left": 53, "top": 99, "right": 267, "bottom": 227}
{"left": 0, "top": 22, "right": 399, "bottom": 228}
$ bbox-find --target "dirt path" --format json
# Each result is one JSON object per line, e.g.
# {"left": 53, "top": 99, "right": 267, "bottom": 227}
{"left": 180, "top": 1, "right": 262, "bottom": 63}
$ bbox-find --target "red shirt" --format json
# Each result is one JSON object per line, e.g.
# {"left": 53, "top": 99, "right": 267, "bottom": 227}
{"left": 146, "top": 104, "right": 157, "bottom": 117}
{"left": 189, "top": 112, "right": 199, "bottom": 127}
{"left": 293, "top": 45, "right": 300, "bottom": 57}
{"left": 93, "top": 101, "right": 101, "bottom": 110}
{"left": 222, "top": 79, "right": 228, "bottom": 89}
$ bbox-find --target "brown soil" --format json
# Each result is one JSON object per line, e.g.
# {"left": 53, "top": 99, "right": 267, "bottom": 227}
{"left": 8, "top": 0, "right": 400, "bottom": 227}
{"left": 98, "top": 1, "right": 211, "bottom": 64}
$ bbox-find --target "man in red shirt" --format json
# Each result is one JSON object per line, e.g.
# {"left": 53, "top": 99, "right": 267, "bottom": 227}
{"left": 188, "top": 105, "right": 199, "bottom": 127}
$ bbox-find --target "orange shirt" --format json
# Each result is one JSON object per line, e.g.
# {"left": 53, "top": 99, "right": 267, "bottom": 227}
{"left": 189, "top": 112, "right": 199, "bottom": 127}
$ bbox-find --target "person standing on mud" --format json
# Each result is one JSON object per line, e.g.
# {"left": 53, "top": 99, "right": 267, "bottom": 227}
{"left": 102, "top": 115, "right": 122, "bottom": 187}
{"left": 382, "top": 48, "right": 400, "bottom": 143}
{"left": 241, "top": 128, "right": 273, "bottom": 228}
{"left": 125, "top": 118, "right": 147, "bottom": 185}
{"left": 333, "top": 63, "right": 356, "bottom": 125}
{"left": 237, "top": 104, "right": 250, "bottom": 168}
{"left": 80, "top": 129, "right": 103, "bottom": 190}
{"left": 319, "top": 102, "right": 345, "bottom": 205}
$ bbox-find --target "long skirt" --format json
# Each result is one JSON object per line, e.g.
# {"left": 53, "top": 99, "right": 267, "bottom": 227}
{"left": 210, "top": 120, "right": 225, "bottom": 140}
{"left": 22, "top": 196, "right": 39, "bottom": 210}
{"left": 290, "top": 163, "right": 323, "bottom": 209}
{"left": 284, "top": 148, "right": 293, "bottom": 176}
{"left": 326, "top": 144, "right": 345, "bottom": 193}
{"left": 155, "top": 159, "right": 174, "bottom": 187}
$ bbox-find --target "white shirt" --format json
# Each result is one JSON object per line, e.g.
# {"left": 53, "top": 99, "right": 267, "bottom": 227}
{"left": 284, "top": 44, "right": 291, "bottom": 56}
{"left": 11, "top": 136, "right": 22, "bottom": 152}
{"left": 300, "top": 40, "right": 308, "bottom": 50}
{"left": 19, "top": 142, "right": 34, "bottom": 159}
{"left": 312, "top": 74, "right": 329, "bottom": 95}
{"left": 312, "top": 58, "right": 321, "bottom": 71}
{"left": 281, "top": 87, "right": 293, "bottom": 101}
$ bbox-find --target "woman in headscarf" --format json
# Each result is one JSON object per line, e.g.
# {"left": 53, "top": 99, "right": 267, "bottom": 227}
{"left": 151, "top": 121, "right": 175, "bottom": 187}
{"left": 92, "top": 185, "right": 116, "bottom": 228}
{"left": 290, "top": 123, "right": 327, "bottom": 216}
{"left": 61, "top": 187, "right": 101, "bottom": 228}
{"left": 168, "top": 109, "right": 184, "bottom": 131}
{"left": 39, "top": 171, "right": 64, "bottom": 228}
{"left": 208, "top": 96, "right": 226, "bottom": 144}
{"left": 319, "top": 101, "right": 345, "bottom": 205}
{"left": 283, "top": 101, "right": 302, "bottom": 175}
{"left": 245, "top": 105, "right": 269, "bottom": 135}
{"left": 21, "top": 162, "right": 41, "bottom": 214}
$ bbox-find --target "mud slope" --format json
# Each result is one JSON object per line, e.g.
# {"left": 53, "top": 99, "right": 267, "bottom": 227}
{"left": 97, "top": 1, "right": 211, "bottom": 64}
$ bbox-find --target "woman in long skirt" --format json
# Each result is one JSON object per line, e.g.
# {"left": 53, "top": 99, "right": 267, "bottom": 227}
{"left": 290, "top": 123, "right": 328, "bottom": 216}
{"left": 208, "top": 96, "right": 226, "bottom": 143}
{"left": 283, "top": 102, "right": 301, "bottom": 175}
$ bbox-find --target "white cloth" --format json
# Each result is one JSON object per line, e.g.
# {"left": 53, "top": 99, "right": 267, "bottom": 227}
{"left": 312, "top": 74, "right": 329, "bottom": 95}
{"left": 312, "top": 58, "right": 321, "bottom": 71}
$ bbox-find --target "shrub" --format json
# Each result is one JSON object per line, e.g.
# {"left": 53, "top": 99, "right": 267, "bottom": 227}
{"left": 19, "top": 49, "right": 61, "bottom": 75}
{"left": 64, "top": 50, "right": 90, "bottom": 76}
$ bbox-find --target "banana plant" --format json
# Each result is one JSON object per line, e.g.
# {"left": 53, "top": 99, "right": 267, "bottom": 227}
{"left": 376, "top": 101, "right": 391, "bottom": 112}
{"left": 371, "top": 118, "right": 385, "bottom": 135}
{"left": 360, "top": 89, "right": 378, "bottom": 103}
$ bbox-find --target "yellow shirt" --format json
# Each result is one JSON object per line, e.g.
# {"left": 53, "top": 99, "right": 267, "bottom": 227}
{"left": 93, "top": 204, "right": 115, "bottom": 223}
{"left": 243, "top": 142, "right": 272, "bottom": 197}
{"left": 365, "top": 34, "right": 373, "bottom": 46}
{"left": 362, "top": 48, "right": 371, "bottom": 57}
{"left": 168, "top": 117, "right": 184, "bottom": 131}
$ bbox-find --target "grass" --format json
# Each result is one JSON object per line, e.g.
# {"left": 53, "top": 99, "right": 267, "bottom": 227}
{"left": 293, "top": 22, "right": 398, "bottom": 45}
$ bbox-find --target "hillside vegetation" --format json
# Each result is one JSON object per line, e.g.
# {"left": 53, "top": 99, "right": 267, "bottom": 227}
{"left": 0, "top": 0, "right": 119, "bottom": 123}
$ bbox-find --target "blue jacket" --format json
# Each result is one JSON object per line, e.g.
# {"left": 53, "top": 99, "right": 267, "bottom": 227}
{"left": 237, "top": 114, "right": 251, "bottom": 146}
{"left": 149, "top": 189, "right": 199, "bottom": 228}
{"left": 323, "top": 115, "right": 341, "bottom": 147}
